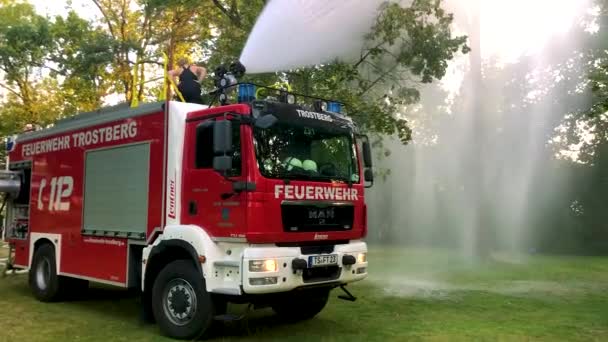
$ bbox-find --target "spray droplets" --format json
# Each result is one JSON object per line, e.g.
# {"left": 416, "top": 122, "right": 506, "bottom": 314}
{"left": 240, "top": 0, "right": 386, "bottom": 73}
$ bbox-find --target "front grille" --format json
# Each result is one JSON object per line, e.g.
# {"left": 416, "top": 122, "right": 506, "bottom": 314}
{"left": 276, "top": 240, "right": 349, "bottom": 248}
{"left": 300, "top": 245, "right": 334, "bottom": 255}
{"left": 302, "top": 266, "right": 341, "bottom": 283}
{"left": 281, "top": 202, "right": 354, "bottom": 233}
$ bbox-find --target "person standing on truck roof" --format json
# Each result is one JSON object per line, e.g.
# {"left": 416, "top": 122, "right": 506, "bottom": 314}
{"left": 168, "top": 57, "right": 207, "bottom": 104}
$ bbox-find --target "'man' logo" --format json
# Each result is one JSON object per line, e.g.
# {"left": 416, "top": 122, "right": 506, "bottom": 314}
{"left": 308, "top": 208, "right": 335, "bottom": 219}
{"left": 168, "top": 175, "right": 176, "bottom": 219}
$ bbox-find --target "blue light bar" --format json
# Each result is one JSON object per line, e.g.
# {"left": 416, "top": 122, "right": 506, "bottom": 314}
{"left": 238, "top": 83, "right": 256, "bottom": 103}
{"left": 327, "top": 101, "right": 341, "bottom": 113}
{"left": 5, "top": 136, "right": 15, "bottom": 152}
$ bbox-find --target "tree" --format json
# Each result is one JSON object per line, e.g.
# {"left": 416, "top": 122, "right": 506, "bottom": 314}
{"left": 90, "top": 0, "right": 159, "bottom": 103}
{"left": 551, "top": 0, "right": 608, "bottom": 164}
{"left": 586, "top": 1, "right": 608, "bottom": 118}
{"left": 49, "top": 11, "right": 117, "bottom": 109}
{"left": 92, "top": 0, "right": 229, "bottom": 103}
{"left": 0, "top": 0, "right": 54, "bottom": 125}
{"left": 0, "top": 0, "right": 115, "bottom": 136}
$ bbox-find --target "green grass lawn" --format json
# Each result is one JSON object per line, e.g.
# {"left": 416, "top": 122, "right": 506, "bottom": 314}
{"left": 1, "top": 247, "right": 608, "bottom": 341}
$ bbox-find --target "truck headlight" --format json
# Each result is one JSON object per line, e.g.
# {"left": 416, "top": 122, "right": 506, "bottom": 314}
{"left": 357, "top": 253, "right": 367, "bottom": 263}
{"left": 249, "top": 259, "right": 278, "bottom": 272}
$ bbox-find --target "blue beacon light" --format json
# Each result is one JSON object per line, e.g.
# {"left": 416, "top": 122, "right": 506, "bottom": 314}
{"left": 238, "top": 83, "right": 256, "bottom": 103}
{"left": 327, "top": 101, "right": 341, "bottom": 113}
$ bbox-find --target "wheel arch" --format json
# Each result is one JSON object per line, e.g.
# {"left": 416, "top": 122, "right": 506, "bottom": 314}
{"left": 141, "top": 224, "right": 240, "bottom": 307}
{"left": 142, "top": 225, "right": 223, "bottom": 291}
{"left": 143, "top": 239, "right": 203, "bottom": 295}
{"left": 33, "top": 238, "right": 54, "bottom": 251}
{"left": 29, "top": 233, "right": 62, "bottom": 272}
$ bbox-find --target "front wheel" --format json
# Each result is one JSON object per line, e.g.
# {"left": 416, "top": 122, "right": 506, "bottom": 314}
{"left": 271, "top": 288, "right": 331, "bottom": 322}
{"left": 152, "top": 260, "right": 214, "bottom": 340}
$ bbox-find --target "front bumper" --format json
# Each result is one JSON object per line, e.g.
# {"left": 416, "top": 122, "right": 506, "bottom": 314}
{"left": 241, "top": 241, "right": 368, "bottom": 294}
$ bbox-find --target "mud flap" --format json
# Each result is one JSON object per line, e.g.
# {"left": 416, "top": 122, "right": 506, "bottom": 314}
{"left": 139, "top": 290, "right": 156, "bottom": 324}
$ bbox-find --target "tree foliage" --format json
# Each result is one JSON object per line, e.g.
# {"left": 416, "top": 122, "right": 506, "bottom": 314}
{"left": 0, "top": 0, "right": 115, "bottom": 137}
{"left": 586, "top": 1, "right": 608, "bottom": 119}
{"left": 0, "top": 0, "right": 53, "bottom": 109}
{"left": 554, "top": 0, "right": 608, "bottom": 164}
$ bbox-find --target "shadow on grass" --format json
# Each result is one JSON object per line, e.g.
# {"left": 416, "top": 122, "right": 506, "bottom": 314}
{"left": 5, "top": 276, "right": 140, "bottom": 321}
{"left": 8, "top": 279, "right": 135, "bottom": 302}
{"left": 207, "top": 309, "right": 344, "bottom": 341}
{"left": 3, "top": 275, "right": 322, "bottom": 340}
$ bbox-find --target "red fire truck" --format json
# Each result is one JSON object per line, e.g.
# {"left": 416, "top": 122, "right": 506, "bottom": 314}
{"left": 1, "top": 73, "right": 373, "bottom": 339}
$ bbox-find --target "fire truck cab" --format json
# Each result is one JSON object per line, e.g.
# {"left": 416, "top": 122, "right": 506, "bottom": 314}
{"left": 1, "top": 82, "right": 373, "bottom": 339}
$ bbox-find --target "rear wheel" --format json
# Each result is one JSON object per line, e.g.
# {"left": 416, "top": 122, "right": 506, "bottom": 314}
{"left": 152, "top": 260, "right": 214, "bottom": 340}
{"left": 272, "top": 288, "right": 331, "bottom": 322}
{"left": 29, "top": 243, "right": 66, "bottom": 302}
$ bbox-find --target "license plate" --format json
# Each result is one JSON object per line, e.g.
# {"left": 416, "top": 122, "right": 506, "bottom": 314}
{"left": 308, "top": 254, "right": 338, "bottom": 267}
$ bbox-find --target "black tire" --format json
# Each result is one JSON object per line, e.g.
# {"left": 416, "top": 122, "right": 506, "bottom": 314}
{"left": 272, "top": 288, "right": 331, "bottom": 322}
{"left": 28, "top": 243, "right": 65, "bottom": 302}
{"left": 152, "top": 260, "right": 214, "bottom": 340}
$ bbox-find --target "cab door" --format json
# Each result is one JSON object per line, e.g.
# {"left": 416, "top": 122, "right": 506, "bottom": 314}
{"left": 181, "top": 117, "right": 247, "bottom": 239}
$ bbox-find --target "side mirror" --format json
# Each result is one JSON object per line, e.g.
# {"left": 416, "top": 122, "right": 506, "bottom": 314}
{"left": 364, "top": 169, "right": 374, "bottom": 182}
{"left": 364, "top": 169, "right": 374, "bottom": 188}
{"left": 213, "top": 120, "right": 233, "bottom": 154}
{"left": 254, "top": 114, "right": 278, "bottom": 129}
{"left": 213, "top": 156, "right": 233, "bottom": 172}
{"left": 358, "top": 135, "right": 374, "bottom": 188}
{"left": 362, "top": 139, "right": 373, "bottom": 168}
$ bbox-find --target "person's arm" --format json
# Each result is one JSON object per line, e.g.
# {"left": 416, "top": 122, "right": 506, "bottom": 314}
{"left": 195, "top": 66, "right": 207, "bottom": 82}
{"left": 167, "top": 68, "right": 180, "bottom": 85}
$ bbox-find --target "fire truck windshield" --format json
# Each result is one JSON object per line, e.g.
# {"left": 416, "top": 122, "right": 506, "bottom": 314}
{"left": 253, "top": 123, "right": 360, "bottom": 183}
